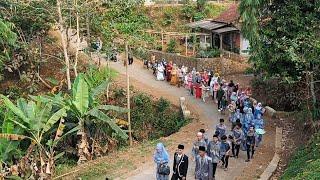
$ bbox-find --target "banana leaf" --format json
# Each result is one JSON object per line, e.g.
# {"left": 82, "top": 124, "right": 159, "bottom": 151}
{"left": 96, "top": 105, "right": 128, "bottom": 113}
{"left": 88, "top": 109, "right": 128, "bottom": 139}
{"left": 73, "top": 75, "right": 89, "bottom": 116}
{"left": 0, "top": 95, "right": 29, "bottom": 124}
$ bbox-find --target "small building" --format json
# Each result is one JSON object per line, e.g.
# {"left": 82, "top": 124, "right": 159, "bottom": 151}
{"left": 186, "top": 4, "right": 250, "bottom": 56}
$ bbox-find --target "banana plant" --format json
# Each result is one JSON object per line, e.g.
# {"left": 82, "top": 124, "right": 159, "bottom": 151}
{"left": 0, "top": 112, "right": 24, "bottom": 178}
{"left": 35, "top": 74, "right": 128, "bottom": 163}
{"left": 0, "top": 95, "right": 79, "bottom": 179}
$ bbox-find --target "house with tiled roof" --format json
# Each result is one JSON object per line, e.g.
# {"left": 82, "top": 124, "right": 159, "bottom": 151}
{"left": 186, "top": 4, "right": 250, "bottom": 56}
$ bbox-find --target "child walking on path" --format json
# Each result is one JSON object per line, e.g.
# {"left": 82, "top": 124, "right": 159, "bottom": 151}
{"left": 220, "top": 135, "right": 231, "bottom": 171}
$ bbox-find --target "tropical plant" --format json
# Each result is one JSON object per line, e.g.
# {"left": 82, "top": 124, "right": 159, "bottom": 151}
{"left": 0, "top": 1, "right": 55, "bottom": 83}
{"left": 0, "top": 110, "right": 23, "bottom": 166}
{"left": 0, "top": 19, "right": 17, "bottom": 81}
{"left": 37, "top": 74, "right": 128, "bottom": 164}
{"left": 0, "top": 95, "right": 79, "bottom": 178}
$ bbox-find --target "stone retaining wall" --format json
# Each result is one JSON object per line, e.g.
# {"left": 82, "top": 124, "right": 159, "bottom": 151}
{"left": 147, "top": 50, "right": 250, "bottom": 75}
{"left": 221, "top": 50, "right": 249, "bottom": 62}
{"left": 259, "top": 127, "right": 282, "bottom": 180}
{"left": 180, "top": 97, "right": 190, "bottom": 118}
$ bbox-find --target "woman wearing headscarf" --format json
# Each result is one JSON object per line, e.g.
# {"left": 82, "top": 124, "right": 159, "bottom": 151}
{"left": 254, "top": 102, "right": 265, "bottom": 118}
{"left": 170, "top": 64, "right": 178, "bottom": 86}
{"left": 232, "top": 109, "right": 243, "bottom": 130}
{"left": 166, "top": 61, "right": 173, "bottom": 82}
{"left": 253, "top": 114, "right": 265, "bottom": 147}
{"left": 230, "top": 92, "right": 238, "bottom": 103}
{"left": 243, "top": 108, "right": 254, "bottom": 135}
{"left": 213, "top": 82, "right": 220, "bottom": 103}
{"left": 228, "top": 101, "right": 237, "bottom": 122}
{"left": 157, "top": 64, "right": 165, "bottom": 81}
{"left": 202, "top": 70, "right": 209, "bottom": 85}
{"left": 194, "top": 72, "right": 202, "bottom": 99}
{"left": 154, "top": 143, "right": 170, "bottom": 180}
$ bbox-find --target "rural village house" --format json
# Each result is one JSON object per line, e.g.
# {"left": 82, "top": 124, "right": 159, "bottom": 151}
{"left": 186, "top": 4, "right": 250, "bottom": 56}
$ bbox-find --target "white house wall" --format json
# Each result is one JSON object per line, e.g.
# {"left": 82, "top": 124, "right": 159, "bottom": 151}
{"left": 240, "top": 34, "right": 250, "bottom": 55}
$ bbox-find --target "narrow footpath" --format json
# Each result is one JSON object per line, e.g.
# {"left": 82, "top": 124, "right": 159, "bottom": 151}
{"left": 104, "top": 58, "right": 250, "bottom": 180}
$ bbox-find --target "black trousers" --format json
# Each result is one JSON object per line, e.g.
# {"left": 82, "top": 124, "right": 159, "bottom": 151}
{"left": 246, "top": 144, "right": 255, "bottom": 160}
{"left": 213, "top": 162, "right": 218, "bottom": 178}
{"left": 128, "top": 58, "right": 133, "bottom": 65}
{"left": 221, "top": 155, "right": 229, "bottom": 168}
{"left": 171, "top": 173, "right": 183, "bottom": 180}
{"left": 217, "top": 100, "right": 222, "bottom": 109}
{"left": 232, "top": 142, "right": 240, "bottom": 157}
{"left": 190, "top": 85, "right": 194, "bottom": 95}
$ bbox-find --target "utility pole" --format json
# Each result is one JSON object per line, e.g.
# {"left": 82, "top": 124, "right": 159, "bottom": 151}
{"left": 125, "top": 42, "right": 133, "bottom": 146}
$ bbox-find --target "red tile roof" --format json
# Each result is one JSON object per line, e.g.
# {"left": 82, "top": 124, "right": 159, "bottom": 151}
{"left": 215, "top": 4, "right": 240, "bottom": 24}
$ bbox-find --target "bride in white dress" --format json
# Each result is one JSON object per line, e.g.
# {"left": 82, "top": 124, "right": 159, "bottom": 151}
{"left": 156, "top": 64, "right": 165, "bottom": 81}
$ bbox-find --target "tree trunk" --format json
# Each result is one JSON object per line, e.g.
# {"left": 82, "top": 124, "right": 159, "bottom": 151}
{"left": 310, "top": 72, "right": 317, "bottom": 106}
{"left": 125, "top": 43, "right": 133, "bottom": 146}
{"left": 85, "top": 0, "right": 91, "bottom": 46}
{"left": 74, "top": 0, "right": 80, "bottom": 77}
{"left": 57, "top": 0, "right": 72, "bottom": 90}
{"left": 77, "top": 119, "right": 90, "bottom": 164}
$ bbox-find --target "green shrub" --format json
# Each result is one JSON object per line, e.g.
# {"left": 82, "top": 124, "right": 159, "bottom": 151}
{"left": 167, "top": 39, "right": 177, "bottom": 53}
{"left": 193, "top": 12, "right": 205, "bottom": 21}
{"left": 281, "top": 133, "right": 320, "bottom": 180}
{"left": 196, "top": 48, "right": 220, "bottom": 58}
{"left": 131, "top": 93, "right": 186, "bottom": 141}
{"left": 162, "top": 8, "right": 175, "bottom": 26}
{"left": 181, "top": 4, "right": 196, "bottom": 20}
{"left": 204, "top": 4, "right": 226, "bottom": 18}
{"left": 196, "top": 0, "right": 207, "bottom": 11}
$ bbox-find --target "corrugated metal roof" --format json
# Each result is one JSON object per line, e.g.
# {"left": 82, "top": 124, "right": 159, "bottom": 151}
{"left": 186, "top": 20, "right": 227, "bottom": 30}
{"left": 212, "top": 26, "right": 239, "bottom": 33}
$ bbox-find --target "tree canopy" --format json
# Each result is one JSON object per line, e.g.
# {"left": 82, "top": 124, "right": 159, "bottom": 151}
{"left": 240, "top": 0, "right": 320, "bottom": 82}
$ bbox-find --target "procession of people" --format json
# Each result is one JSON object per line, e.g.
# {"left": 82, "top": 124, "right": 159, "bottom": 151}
{"left": 149, "top": 56, "right": 266, "bottom": 180}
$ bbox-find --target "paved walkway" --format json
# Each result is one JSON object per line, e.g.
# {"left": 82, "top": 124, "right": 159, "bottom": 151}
{"left": 103, "top": 58, "right": 251, "bottom": 180}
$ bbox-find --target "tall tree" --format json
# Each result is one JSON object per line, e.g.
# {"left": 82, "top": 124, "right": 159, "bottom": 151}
{"left": 239, "top": 0, "right": 320, "bottom": 122}
{"left": 57, "top": 0, "right": 72, "bottom": 90}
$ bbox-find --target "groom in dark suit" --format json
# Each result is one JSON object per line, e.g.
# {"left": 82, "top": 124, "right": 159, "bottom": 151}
{"left": 171, "top": 144, "right": 189, "bottom": 180}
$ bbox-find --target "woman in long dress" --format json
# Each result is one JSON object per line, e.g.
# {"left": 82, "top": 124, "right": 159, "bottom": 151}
{"left": 170, "top": 64, "right": 178, "bottom": 86}
{"left": 153, "top": 143, "right": 169, "bottom": 180}
{"left": 156, "top": 64, "right": 165, "bottom": 81}
{"left": 195, "top": 72, "right": 202, "bottom": 99}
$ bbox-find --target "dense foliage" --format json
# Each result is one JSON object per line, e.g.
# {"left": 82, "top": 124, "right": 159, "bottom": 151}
{"left": 240, "top": 0, "right": 320, "bottom": 81}
{"left": 196, "top": 48, "right": 220, "bottom": 58}
{"left": 0, "top": 66, "right": 129, "bottom": 177}
{"left": 281, "top": 133, "right": 320, "bottom": 179}
{"left": 90, "top": 0, "right": 153, "bottom": 53}
{"left": 166, "top": 39, "right": 177, "bottom": 53}
{"left": 240, "top": 1, "right": 320, "bottom": 178}
{"left": 131, "top": 93, "right": 186, "bottom": 140}
{"left": 240, "top": 0, "right": 320, "bottom": 116}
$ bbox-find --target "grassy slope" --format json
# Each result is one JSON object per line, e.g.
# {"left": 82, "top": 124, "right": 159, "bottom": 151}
{"left": 281, "top": 133, "right": 320, "bottom": 180}
{"left": 142, "top": 3, "right": 227, "bottom": 53}
{"left": 144, "top": 3, "right": 227, "bottom": 32}
{"left": 55, "top": 139, "right": 174, "bottom": 179}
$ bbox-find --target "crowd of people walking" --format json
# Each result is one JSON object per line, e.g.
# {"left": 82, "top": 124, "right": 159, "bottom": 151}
{"left": 148, "top": 57, "right": 267, "bottom": 180}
